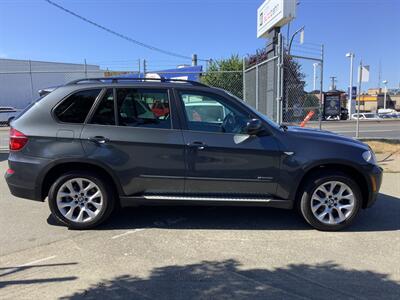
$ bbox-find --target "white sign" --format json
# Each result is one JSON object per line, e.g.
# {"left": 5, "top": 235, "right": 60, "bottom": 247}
{"left": 257, "top": 0, "right": 297, "bottom": 38}
{"left": 358, "top": 65, "right": 370, "bottom": 83}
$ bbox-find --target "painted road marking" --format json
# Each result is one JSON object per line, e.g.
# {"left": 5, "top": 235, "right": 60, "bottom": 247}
{"left": 111, "top": 229, "right": 145, "bottom": 240}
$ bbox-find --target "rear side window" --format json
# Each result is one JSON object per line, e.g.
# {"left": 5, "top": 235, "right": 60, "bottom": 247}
{"left": 54, "top": 89, "right": 101, "bottom": 123}
{"left": 116, "top": 88, "right": 171, "bottom": 129}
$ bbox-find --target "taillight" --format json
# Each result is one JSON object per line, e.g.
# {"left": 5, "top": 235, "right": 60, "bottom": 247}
{"left": 9, "top": 128, "right": 28, "bottom": 151}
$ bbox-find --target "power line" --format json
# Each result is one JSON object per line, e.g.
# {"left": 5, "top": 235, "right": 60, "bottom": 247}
{"left": 44, "top": 0, "right": 206, "bottom": 61}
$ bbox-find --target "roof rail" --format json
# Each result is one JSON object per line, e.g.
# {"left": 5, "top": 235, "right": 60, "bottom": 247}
{"left": 65, "top": 77, "right": 209, "bottom": 87}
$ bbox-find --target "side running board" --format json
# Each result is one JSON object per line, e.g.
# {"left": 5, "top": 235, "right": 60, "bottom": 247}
{"left": 120, "top": 195, "right": 293, "bottom": 209}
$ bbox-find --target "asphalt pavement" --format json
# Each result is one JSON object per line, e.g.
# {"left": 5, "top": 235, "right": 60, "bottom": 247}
{"left": 0, "top": 152, "right": 399, "bottom": 299}
{"left": 307, "top": 119, "right": 400, "bottom": 139}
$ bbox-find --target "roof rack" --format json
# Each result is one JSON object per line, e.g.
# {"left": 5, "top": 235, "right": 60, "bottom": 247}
{"left": 65, "top": 77, "right": 209, "bottom": 87}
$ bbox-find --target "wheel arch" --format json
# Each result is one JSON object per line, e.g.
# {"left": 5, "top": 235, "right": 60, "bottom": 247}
{"left": 293, "top": 163, "right": 371, "bottom": 209}
{"left": 39, "top": 160, "right": 123, "bottom": 201}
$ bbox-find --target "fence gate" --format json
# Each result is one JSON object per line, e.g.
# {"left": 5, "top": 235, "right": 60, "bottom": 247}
{"left": 243, "top": 40, "right": 279, "bottom": 122}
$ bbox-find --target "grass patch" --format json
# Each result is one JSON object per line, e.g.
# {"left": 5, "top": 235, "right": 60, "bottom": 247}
{"left": 365, "top": 141, "right": 400, "bottom": 154}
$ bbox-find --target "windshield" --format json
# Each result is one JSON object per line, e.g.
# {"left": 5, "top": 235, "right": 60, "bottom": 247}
{"left": 223, "top": 90, "right": 281, "bottom": 129}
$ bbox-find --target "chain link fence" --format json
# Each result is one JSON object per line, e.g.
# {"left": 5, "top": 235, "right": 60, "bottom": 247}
{"left": 244, "top": 55, "right": 278, "bottom": 121}
{"left": 281, "top": 40, "right": 324, "bottom": 125}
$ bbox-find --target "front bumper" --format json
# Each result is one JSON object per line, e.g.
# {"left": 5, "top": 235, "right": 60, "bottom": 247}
{"left": 363, "top": 164, "right": 383, "bottom": 208}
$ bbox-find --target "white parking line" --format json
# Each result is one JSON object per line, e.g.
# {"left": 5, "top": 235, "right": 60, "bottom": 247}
{"left": 0, "top": 255, "right": 57, "bottom": 277}
{"left": 111, "top": 229, "right": 145, "bottom": 240}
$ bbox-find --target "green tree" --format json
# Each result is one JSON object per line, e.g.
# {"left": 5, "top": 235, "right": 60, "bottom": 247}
{"left": 201, "top": 55, "right": 243, "bottom": 99}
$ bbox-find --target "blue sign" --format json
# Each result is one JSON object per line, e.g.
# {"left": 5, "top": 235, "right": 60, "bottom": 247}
{"left": 348, "top": 86, "right": 357, "bottom": 100}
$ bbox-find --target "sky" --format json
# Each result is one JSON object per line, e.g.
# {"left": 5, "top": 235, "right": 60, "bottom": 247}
{"left": 0, "top": 0, "right": 399, "bottom": 91}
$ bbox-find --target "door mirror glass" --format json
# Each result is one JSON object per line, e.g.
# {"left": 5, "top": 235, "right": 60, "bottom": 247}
{"left": 246, "top": 119, "right": 263, "bottom": 135}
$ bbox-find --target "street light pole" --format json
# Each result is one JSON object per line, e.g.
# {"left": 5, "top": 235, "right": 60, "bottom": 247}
{"left": 346, "top": 52, "right": 355, "bottom": 116}
{"left": 288, "top": 26, "right": 305, "bottom": 55}
{"left": 313, "top": 63, "right": 319, "bottom": 90}
{"left": 383, "top": 80, "right": 388, "bottom": 110}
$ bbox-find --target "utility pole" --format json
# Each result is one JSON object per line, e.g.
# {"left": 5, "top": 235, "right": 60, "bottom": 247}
{"left": 143, "top": 59, "right": 147, "bottom": 78}
{"left": 192, "top": 54, "right": 198, "bottom": 66}
{"left": 329, "top": 76, "right": 337, "bottom": 90}
{"left": 138, "top": 58, "right": 141, "bottom": 78}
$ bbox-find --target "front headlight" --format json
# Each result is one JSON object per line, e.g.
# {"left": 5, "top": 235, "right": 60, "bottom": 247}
{"left": 362, "top": 150, "right": 377, "bottom": 164}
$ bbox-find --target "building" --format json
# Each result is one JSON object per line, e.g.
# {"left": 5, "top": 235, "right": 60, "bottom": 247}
{"left": 354, "top": 88, "right": 396, "bottom": 112}
{"left": 0, "top": 58, "right": 103, "bottom": 108}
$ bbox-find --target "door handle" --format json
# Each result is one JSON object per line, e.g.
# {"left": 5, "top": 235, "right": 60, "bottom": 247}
{"left": 88, "top": 136, "right": 110, "bottom": 144}
{"left": 187, "top": 141, "right": 206, "bottom": 150}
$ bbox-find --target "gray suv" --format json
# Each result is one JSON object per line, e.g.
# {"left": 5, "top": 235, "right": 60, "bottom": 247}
{"left": 5, "top": 78, "right": 382, "bottom": 231}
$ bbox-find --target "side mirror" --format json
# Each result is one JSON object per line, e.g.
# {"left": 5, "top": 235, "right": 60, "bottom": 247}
{"left": 246, "top": 119, "right": 263, "bottom": 135}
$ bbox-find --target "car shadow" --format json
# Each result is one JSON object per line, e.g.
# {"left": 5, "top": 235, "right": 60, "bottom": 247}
{"left": 47, "top": 192, "right": 399, "bottom": 232}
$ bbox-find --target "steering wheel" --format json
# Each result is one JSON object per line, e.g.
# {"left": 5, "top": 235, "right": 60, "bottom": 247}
{"left": 222, "top": 113, "right": 240, "bottom": 133}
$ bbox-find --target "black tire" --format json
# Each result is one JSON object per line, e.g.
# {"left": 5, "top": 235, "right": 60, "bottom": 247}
{"left": 48, "top": 171, "right": 115, "bottom": 229}
{"left": 298, "top": 171, "right": 362, "bottom": 231}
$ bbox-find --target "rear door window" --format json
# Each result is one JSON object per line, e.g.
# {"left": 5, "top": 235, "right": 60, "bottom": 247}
{"left": 116, "top": 88, "right": 171, "bottom": 129}
{"left": 54, "top": 89, "right": 101, "bottom": 123}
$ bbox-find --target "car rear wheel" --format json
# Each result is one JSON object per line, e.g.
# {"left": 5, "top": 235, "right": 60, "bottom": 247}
{"left": 299, "top": 171, "right": 362, "bottom": 231}
{"left": 48, "top": 171, "right": 115, "bottom": 229}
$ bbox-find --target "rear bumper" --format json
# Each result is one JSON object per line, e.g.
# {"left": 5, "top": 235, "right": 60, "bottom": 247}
{"left": 6, "top": 179, "right": 42, "bottom": 201}
{"left": 5, "top": 152, "right": 50, "bottom": 202}
{"left": 364, "top": 164, "right": 383, "bottom": 208}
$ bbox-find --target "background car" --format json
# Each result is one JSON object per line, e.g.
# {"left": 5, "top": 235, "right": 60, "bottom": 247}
{"left": 351, "top": 113, "right": 381, "bottom": 120}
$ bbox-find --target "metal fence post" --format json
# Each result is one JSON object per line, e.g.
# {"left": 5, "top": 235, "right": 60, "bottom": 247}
{"left": 276, "top": 34, "right": 281, "bottom": 124}
{"left": 356, "top": 60, "right": 363, "bottom": 138}
{"left": 84, "top": 59, "right": 88, "bottom": 78}
{"left": 28, "top": 60, "right": 34, "bottom": 102}
{"left": 242, "top": 57, "right": 246, "bottom": 102}
{"left": 255, "top": 60, "right": 259, "bottom": 111}
{"left": 319, "top": 45, "right": 324, "bottom": 130}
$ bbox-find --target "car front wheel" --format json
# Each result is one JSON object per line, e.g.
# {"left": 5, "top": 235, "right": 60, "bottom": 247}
{"left": 48, "top": 171, "right": 115, "bottom": 229}
{"left": 299, "top": 171, "right": 362, "bottom": 231}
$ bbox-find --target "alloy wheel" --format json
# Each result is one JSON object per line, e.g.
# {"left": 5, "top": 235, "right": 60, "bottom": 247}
{"left": 310, "top": 181, "right": 355, "bottom": 225}
{"left": 56, "top": 178, "right": 103, "bottom": 223}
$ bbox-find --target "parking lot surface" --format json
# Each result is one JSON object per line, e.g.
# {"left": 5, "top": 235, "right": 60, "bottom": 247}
{"left": 0, "top": 152, "right": 399, "bottom": 299}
